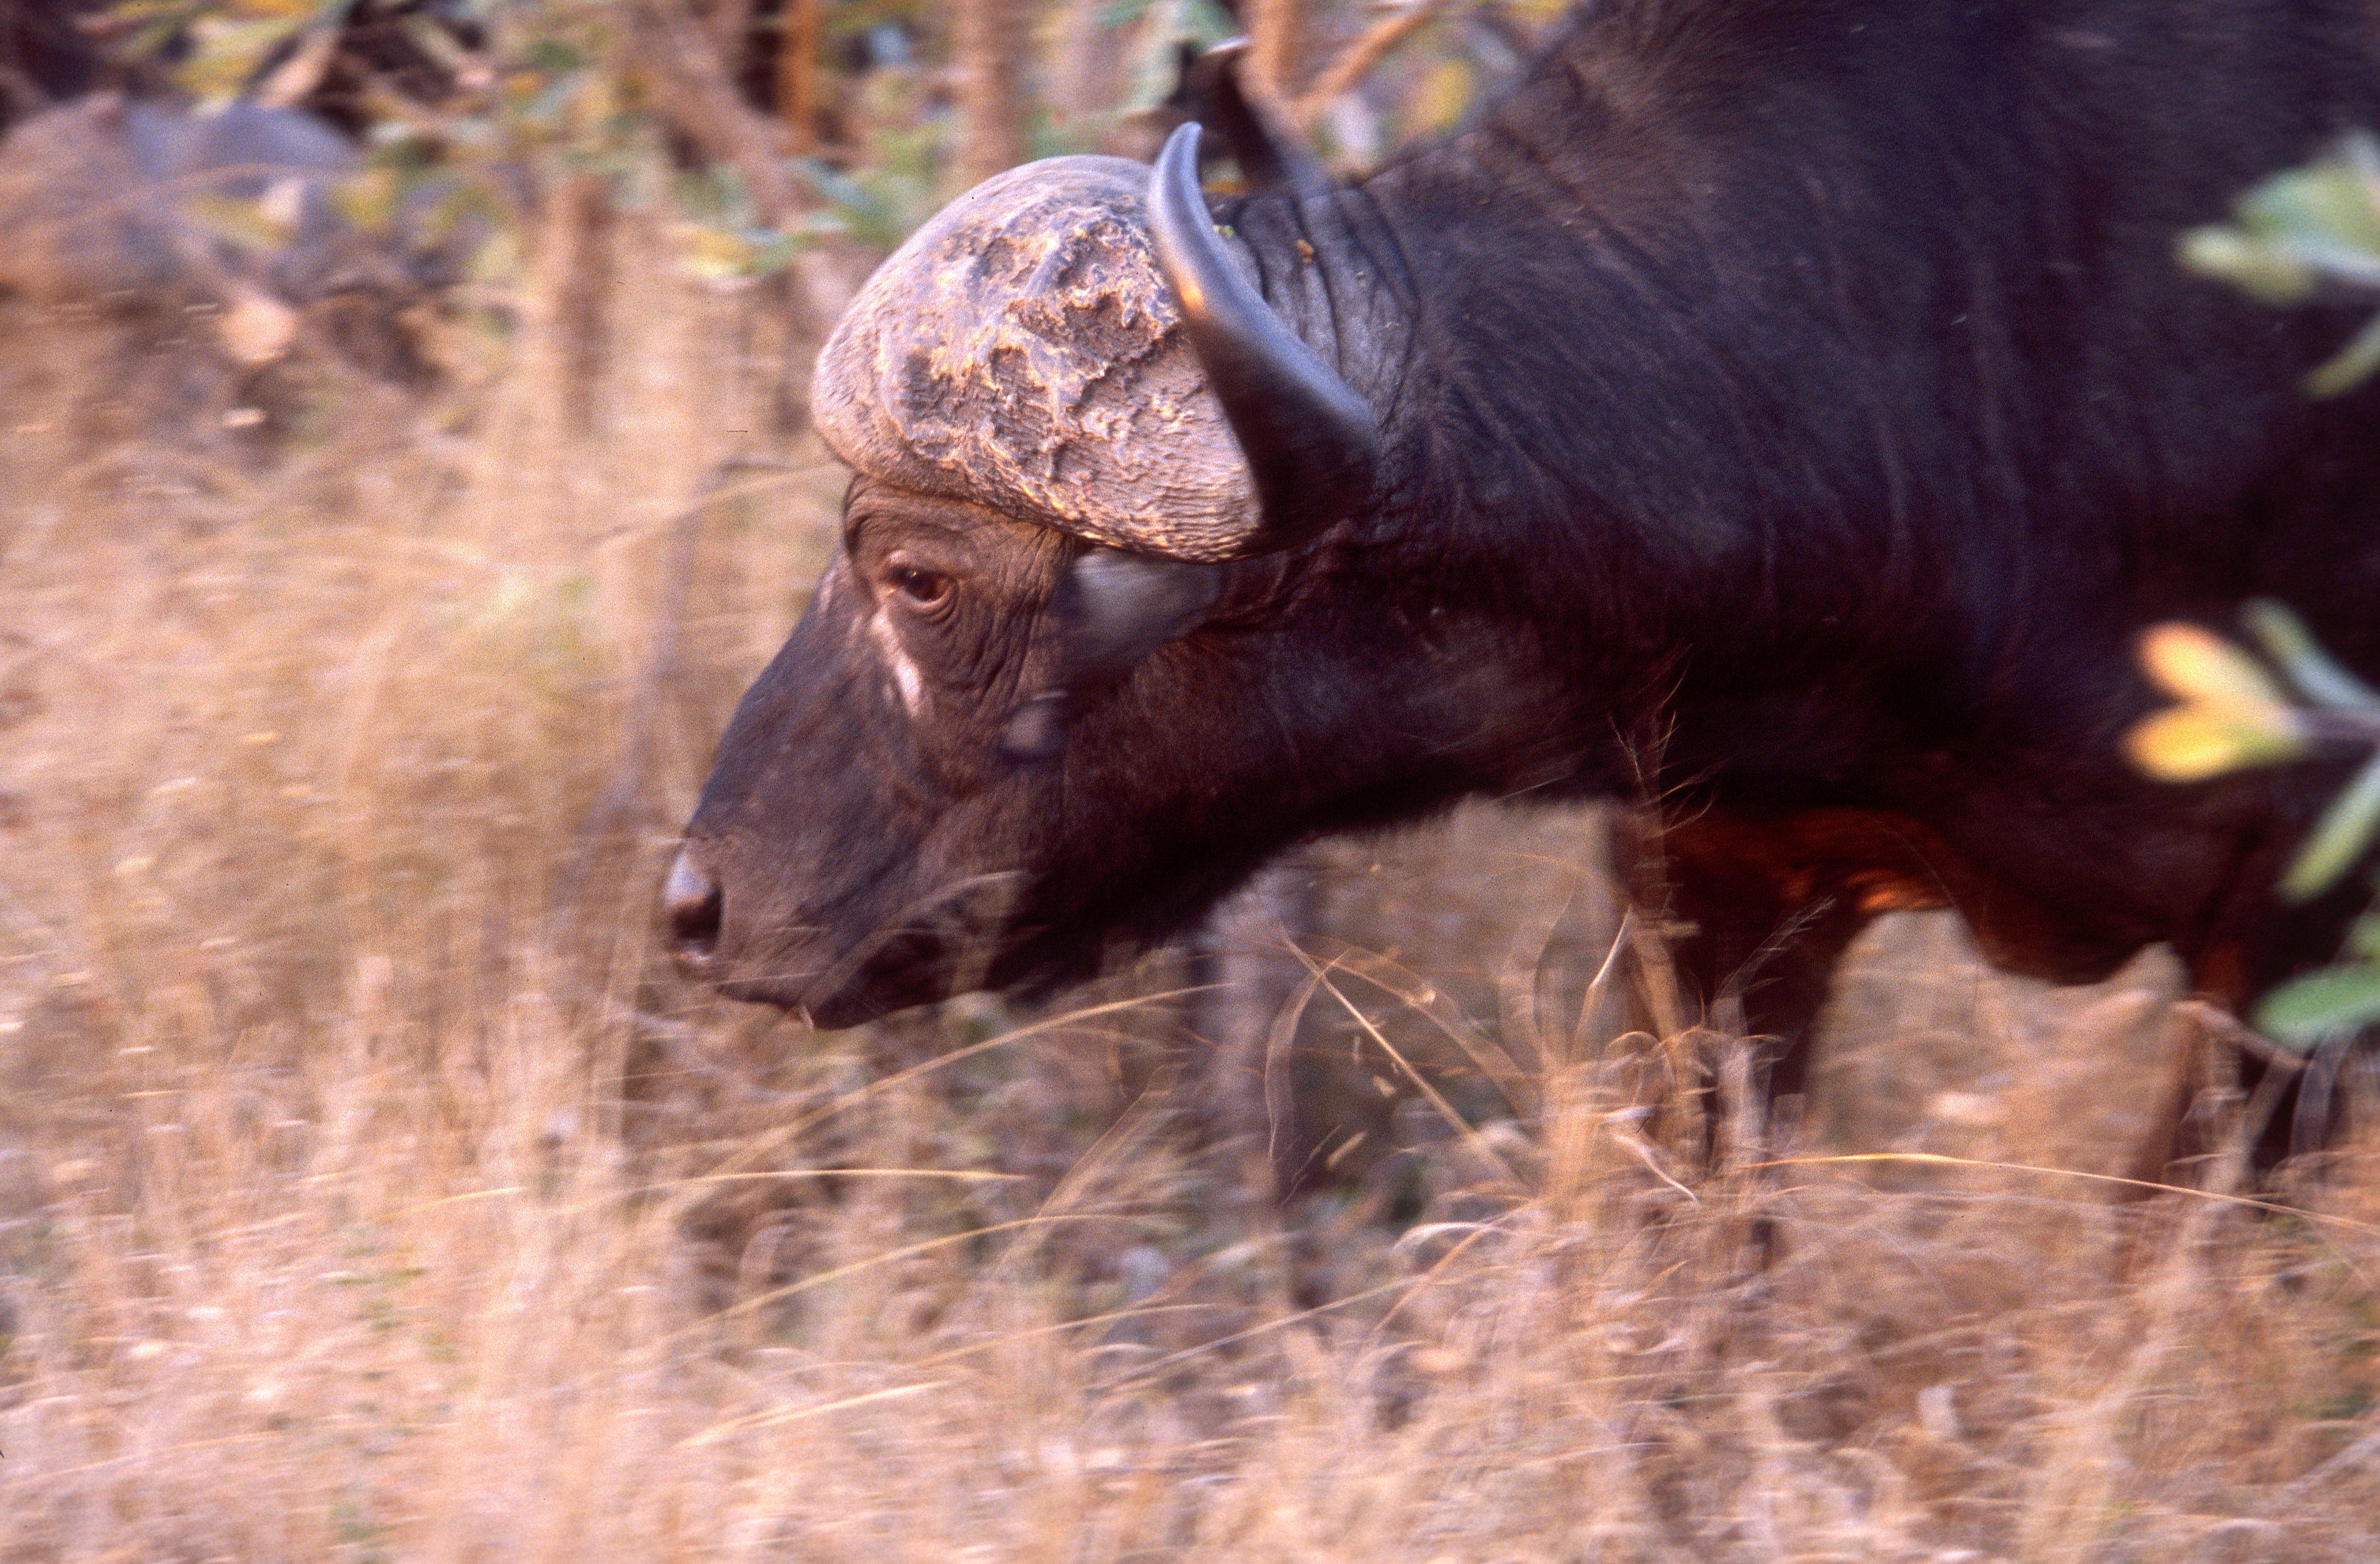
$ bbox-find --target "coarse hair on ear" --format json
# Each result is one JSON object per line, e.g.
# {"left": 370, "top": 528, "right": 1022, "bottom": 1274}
{"left": 1001, "top": 547, "right": 1227, "bottom": 760}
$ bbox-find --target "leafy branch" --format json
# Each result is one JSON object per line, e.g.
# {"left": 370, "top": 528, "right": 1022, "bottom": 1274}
{"left": 2128, "top": 605, "right": 2380, "bottom": 1047}
{"left": 2182, "top": 127, "right": 2380, "bottom": 396}
{"left": 2123, "top": 136, "right": 2380, "bottom": 1051}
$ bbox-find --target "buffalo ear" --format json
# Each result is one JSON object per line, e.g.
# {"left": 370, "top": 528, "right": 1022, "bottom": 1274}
{"left": 1148, "top": 122, "right": 1381, "bottom": 554}
{"left": 1001, "top": 549, "right": 1225, "bottom": 760}
{"left": 1059, "top": 548, "right": 1228, "bottom": 682}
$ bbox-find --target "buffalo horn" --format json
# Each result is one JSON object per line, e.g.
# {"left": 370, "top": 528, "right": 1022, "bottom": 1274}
{"left": 1148, "top": 122, "right": 1381, "bottom": 553}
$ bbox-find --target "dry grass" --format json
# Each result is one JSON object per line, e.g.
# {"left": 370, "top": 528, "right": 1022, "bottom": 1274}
{"left": 0, "top": 223, "right": 2376, "bottom": 1563}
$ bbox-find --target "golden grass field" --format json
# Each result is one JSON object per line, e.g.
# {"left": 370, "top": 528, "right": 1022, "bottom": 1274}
{"left": 1, "top": 221, "right": 2377, "bottom": 1562}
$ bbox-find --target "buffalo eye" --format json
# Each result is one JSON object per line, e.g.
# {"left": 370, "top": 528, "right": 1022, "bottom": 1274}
{"left": 885, "top": 563, "right": 952, "bottom": 609}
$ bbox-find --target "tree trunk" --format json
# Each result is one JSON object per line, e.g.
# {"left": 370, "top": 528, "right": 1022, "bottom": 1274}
{"left": 1245, "top": 0, "right": 1303, "bottom": 104}
{"left": 954, "top": 0, "right": 1032, "bottom": 186}
{"left": 774, "top": 0, "right": 819, "bottom": 155}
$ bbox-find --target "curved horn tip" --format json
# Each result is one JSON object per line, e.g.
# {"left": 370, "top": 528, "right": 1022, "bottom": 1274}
{"left": 1148, "top": 123, "right": 1381, "bottom": 552}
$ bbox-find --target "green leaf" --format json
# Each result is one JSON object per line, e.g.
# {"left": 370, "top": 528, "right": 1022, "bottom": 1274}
{"left": 2179, "top": 225, "right": 2315, "bottom": 304}
{"left": 2255, "top": 962, "right": 2380, "bottom": 1047}
{"left": 2243, "top": 599, "right": 2380, "bottom": 709}
{"left": 2183, "top": 133, "right": 2380, "bottom": 311}
{"left": 1123, "top": 0, "right": 1230, "bottom": 112}
{"left": 2125, "top": 705, "right": 2302, "bottom": 781}
{"left": 745, "top": 232, "right": 802, "bottom": 275}
{"left": 2238, "top": 140, "right": 2380, "bottom": 266}
{"left": 2281, "top": 751, "right": 2380, "bottom": 901}
{"left": 466, "top": 227, "right": 520, "bottom": 287}
{"left": 2305, "top": 307, "right": 2380, "bottom": 397}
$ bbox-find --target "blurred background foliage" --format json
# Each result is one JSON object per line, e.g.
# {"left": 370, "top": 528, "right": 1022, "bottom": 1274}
{"left": 1, "top": 0, "right": 1571, "bottom": 317}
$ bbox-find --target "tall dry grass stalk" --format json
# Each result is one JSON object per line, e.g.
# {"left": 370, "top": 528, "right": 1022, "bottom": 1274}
{"left": 0, "top": 210, "right": 2376, "bottom": 1561}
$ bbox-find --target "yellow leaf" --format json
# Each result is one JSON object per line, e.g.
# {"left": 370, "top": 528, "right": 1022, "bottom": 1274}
{"left": 2123, "top": 705, "right": 2301, "bottom": 782}
{"left": 673, "top": 223, "right": 755, "bottom": 281}
{"left": 1409, "top": 58, "right": 1477, "bottom": 142}
{"left": 2137, "top": 622, "right": 2289, "bottom": 712}
{"left": 329, "top": 167, "right": 400, "bottom": 233}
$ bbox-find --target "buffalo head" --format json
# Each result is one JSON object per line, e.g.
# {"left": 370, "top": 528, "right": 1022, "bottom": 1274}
{"left": 664, "top": 129, "right": 1549, "bottom": 1023}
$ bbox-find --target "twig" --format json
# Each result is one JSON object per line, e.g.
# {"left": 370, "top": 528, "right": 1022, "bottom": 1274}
{"left": 251, "top": 22, "right": 342, "bottom": 109}
{"left": 2171, "top": 998, "right": 2306, "bottom": 1075}
{"left": 2280, "top": 1420, "right": 2380, "bottom": 1501}
{"left": 1291, "top": 0, "right": 1458, "bottom": 128}
{"left": 628, "top": 0, "right": 861, "bottom": 329}
{"left": 629, "top": 0, "right": 803, "bottom": 226}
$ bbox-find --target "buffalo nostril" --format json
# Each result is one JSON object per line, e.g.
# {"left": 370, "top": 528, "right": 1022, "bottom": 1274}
{"left": 663, "top": 848, "right": 724, "bottom": 968}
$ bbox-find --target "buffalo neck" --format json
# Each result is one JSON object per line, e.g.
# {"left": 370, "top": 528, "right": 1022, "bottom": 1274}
{"left": 1215, "top": 0, "right": 2380, "bottom": 803}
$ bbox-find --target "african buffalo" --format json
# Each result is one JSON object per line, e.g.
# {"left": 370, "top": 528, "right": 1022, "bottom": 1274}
{"left": 666, "top": 0, "right": 2380, "bottom": 1121}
